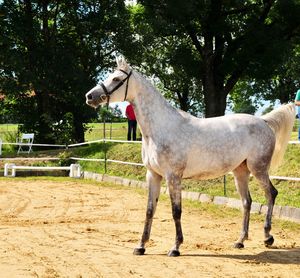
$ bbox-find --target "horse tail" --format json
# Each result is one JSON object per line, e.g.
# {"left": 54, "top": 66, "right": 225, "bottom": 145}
{"left": 261, "top": 103, "right": 296, "bottom": 169}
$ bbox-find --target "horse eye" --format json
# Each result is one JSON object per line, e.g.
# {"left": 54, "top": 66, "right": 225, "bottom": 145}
{"left": 112, "top": 77, "right": 120, "bottom": 82}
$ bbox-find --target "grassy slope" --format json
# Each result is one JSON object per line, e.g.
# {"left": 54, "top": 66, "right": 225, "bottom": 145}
{"left": 1, "top": 123, "right": 299, "bottom": 207}
{"left": 69, "top": 141, "right": 300, "bottom": 208}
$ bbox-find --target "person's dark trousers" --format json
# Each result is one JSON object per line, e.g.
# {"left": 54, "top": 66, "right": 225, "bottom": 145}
{"left": 298, "top": 112, "right": 300, "bottom": 141}
{"left": 127, "top": 120, "right": 137, "bottom": 141}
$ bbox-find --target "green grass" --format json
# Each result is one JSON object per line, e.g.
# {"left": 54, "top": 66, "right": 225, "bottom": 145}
{"left": 65, "top": 141, "right": 300, "bottom": 208}
{"left": 85, "top": 122, "right": 128, "bottom": 141}
{"left": 0, "top": 123, "right": 299, "bottom": 208}
{"left": 0, "top": 124, "right": 19, "bottom": 151}
{"left": 291, "top": 131, "right": 299, "bottom": 141}
{"left": 0, "top": 122, "right": 297, "bottom": 142}
{"left": 84, "top": 122, "right": 142, "bottom": 141}
{"left": 0, "top": 122, "right": 134, "bottom": 143}
{"left": 68, "top": 142, "right": 146, "bottom": 180}
{"left": 0, "top": 124, "right": 18, "bottom": 131}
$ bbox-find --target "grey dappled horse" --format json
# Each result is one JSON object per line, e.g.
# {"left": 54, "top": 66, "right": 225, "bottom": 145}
{"left": 85, "top": 57, "right": 295, "bottom": 257}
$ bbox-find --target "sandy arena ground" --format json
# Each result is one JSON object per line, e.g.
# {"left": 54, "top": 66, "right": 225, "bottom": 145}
{"left": 0, "top": 178, "right": 299, "bottom": 278}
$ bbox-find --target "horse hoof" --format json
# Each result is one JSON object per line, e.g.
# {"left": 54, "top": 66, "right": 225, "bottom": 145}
{"left": 168, "top": 250, "right": 180, "bottom": 257}
{"left": 133, "top": 247, "right": 145, "bottom": 255}
{"left": 233, "top": 242, "right": 244, "bottom": 249}
{"left": 264, "top": 236, "right": 274, "bottom": 247}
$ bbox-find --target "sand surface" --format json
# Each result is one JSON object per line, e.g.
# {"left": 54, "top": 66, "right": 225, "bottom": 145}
{"left": 0, "top": 179, "right": 299, "bottom": 278}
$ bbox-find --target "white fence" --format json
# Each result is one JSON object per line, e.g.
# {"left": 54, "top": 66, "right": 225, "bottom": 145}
{"left": 4, "top": 163, "right": 81, "bottom": 178}
{"left": 0, "top": 139, "right": 299, "bottom": 182}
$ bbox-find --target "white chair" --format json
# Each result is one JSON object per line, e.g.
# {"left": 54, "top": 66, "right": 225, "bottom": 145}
{"left": 17, "top": 133, "right": 34, "bottom": 154}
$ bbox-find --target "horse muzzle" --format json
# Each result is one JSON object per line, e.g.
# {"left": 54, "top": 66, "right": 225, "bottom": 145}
{"left": 85, "top": 89, "right": 107, "bottom": 108}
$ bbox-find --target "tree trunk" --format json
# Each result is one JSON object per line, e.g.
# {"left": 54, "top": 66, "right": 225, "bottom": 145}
{"left": 203, "top": 86, "right": 227, "bottom": 117}
{"left": 35, "top": 90, "right": 54, "bottom": 143}
{"left": 73, "top": 114, "right": 85, "bottom": 143}
{"left": 202, "top": 55, "right": 228, "bottom": 118}
{"left": 177, "top": 85, "right": 189, "bottom": 112}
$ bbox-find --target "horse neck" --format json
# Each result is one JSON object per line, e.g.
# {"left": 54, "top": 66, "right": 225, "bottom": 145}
{"left": 130, "top": 72, "right": 180, "bottom": 138}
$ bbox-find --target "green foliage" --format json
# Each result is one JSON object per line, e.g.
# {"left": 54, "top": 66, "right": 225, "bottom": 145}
{"left": 1, "top": 0, "right": 300, "bottom": 139}
{"left": 0, "top": 0, "right": 133, "bottom": 144}
{"left": 50, "top": 113, "right": 75, "bottom": 145}
{"left": 58, "top": 151, "right": 72, "bottom": 167}
{"left": 261, "top": 105, "right": 274, "bottom": 115}
{"left": 229, "top": 81, "right": 258, "bottom": 114}
{"left": 127, "top": 4, "right": 204, "bottom": 115}
{"left": 249, "top": 46, "right": 300, "bottom": 104}
{"left": 131, "top": 0, "right": 300, "bottom": 116}
{"left": 98, "top": 105, "right": 125, "bottom": 123}
{"left": 2, "top": 130, "right": 18, "bottom": 153}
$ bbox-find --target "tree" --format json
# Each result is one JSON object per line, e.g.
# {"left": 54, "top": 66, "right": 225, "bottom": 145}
{"left": 261, "top": 105, "right": 274, "bottom": 115}
{"left": 135, "top": 0, "right": 300, "bottom": 117}
{"left": 0, "top": 0, "right": 133, "bottom": 143}
{"left": 228, "top": 80, "right": 259, "bottom": 115}
{"left": 250, "top": 46, "right": 300, "bottom": 104}
{"left": 98, "top": 105, "right": 124, "bottom": 122}
{"left": 127, "top": 4, "right": 204, "bottom": 116}
{"left": 110, "top": 104, "right": 124, "bottom": 121}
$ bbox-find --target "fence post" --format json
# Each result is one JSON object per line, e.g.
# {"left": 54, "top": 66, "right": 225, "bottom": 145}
{"left": 223, "top": 175, "right": 227, "bottom": 196}
{"left": 110, "top": 121, "right": 112, "bottom": 139}
{"left": 103, "top": 112, "right": 107, "bottom": 174}
{"left": 104, "top": 142, "right": 107, "bottom": 174}
{"left": 103, "top": 119, "right": 106, "bottom": 139}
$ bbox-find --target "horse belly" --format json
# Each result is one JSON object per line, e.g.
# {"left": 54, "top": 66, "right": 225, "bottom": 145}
{"left": 182, "top": 152, "right": 246, "bottom": 180}
{"left": 183, "top": 167, "right": 231, "bottom": 180}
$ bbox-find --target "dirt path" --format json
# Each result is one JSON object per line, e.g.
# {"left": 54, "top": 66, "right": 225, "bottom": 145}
{"left": 0, "top": 179, "right": 299, "bottom": 278}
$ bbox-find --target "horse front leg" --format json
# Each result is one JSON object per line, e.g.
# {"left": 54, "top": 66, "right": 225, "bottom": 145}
{"left": 133, "top": 169, "right": 162, "bottom": 255}
{"left": 166, "top": 173, "right": 183, "bottom": 257}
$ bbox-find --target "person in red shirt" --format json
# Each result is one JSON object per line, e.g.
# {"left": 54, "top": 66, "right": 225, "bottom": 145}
{"left": 125, "top": 103, "right": 137, "bottom": 141}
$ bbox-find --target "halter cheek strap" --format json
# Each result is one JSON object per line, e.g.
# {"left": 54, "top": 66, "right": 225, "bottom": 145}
{"left": 100, "top": 83, "right": 109, "bottom": 96}
{"left": 100, "top": 69, "right": 132, "bottom": 106}
{"left": 121, "top": 70, "right": 131, "bottom": 101}
{"left": 119, "top": 69, "right": 132, "bottom": 101}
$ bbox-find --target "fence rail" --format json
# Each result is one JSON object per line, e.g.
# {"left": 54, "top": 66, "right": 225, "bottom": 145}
{"left": 1, "top": 138, "right": 299, "bottom": 183}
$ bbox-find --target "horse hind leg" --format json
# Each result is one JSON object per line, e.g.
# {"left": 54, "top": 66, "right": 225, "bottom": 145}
{"left": 249, "top": 168, "right": 278, "bottom": 247}
{"left": 232, "top": 161, "right": 252, "bottom": 249}
{"left": 133, "top": 169, "right": 162, "bottom": 255}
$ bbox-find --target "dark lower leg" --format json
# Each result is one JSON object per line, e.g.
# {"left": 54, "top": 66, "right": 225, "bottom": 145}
{"left": 264, "top": 183, "right": 278, "bottom": 246}
{"left": 168, "top": 202, "right": 183, "bottom": 256}
{"left": 167, "top": 174, "right": 183, "bottom": 256}
{"left": 232, "top": 165, "right": 251, "bottom": 249}
{"left": 134, "top": 170, "right": 161, "bottom": 255}
{"left": 234, "top": 194, "right": 252, "bottom": 248}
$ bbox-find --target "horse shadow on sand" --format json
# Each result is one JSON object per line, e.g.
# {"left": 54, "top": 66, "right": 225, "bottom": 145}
{"left": 149, "top": 247, "right": 300, "bottom": 265}
{"left": 179, "top": 247, "right": 300, "bottom": 265}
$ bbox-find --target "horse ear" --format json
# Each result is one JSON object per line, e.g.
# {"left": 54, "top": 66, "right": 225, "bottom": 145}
{"left": 116, "top": 55, "right": 129, "bottom": 71}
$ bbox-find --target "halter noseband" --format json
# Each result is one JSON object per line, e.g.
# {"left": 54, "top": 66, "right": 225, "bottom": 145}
{"left": 100, "top": 69, "right": 132, "bottom": 105}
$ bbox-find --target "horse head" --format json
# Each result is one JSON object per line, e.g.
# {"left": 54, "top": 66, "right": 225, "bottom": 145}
{"left": 85, "top": 56, "right": 132, "bottom": 108}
